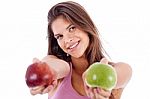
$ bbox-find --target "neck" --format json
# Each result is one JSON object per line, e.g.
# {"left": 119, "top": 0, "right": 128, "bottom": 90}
{"left": 71, "top": 56, "right": 89, "bottom": 75}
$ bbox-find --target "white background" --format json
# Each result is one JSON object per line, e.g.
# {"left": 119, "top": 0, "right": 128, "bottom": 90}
{"left": 0, "top": 0, "right": 149, "bottom": 99}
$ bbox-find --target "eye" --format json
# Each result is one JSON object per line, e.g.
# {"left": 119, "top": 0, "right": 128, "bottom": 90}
{"left": 69, "top": 26, "right": 76, "bottom": 32}
{"left": 55, "top": 34, "right": 63, "bottom": 40}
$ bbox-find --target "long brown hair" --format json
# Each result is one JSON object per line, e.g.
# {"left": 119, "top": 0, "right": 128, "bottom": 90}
{"left": 47, "top": 1, "right": 108, "bottom": 65}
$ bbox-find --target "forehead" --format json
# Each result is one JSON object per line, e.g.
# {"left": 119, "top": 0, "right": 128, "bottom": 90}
{"left": 51, "top": 16, "right": 71, "bottom": 34}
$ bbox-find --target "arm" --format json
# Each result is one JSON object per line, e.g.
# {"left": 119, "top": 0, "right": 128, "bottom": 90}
{"left": 109, "top": 62, "right": 132, "bottom": 99}
{"left": 82, "top": 59, "right": 132, "bottom": 99}
{"left": 112, "top": 62, "right": 132, "bottom": 89}
{"left": 41, "top": 55, "right": 70, "bottom": 79}
{"left": 30, "top": 55, "right": 70, "bottom": 95}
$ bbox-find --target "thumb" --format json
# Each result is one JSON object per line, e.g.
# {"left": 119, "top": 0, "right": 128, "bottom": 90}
{"left": 100, "top": 58, "right": 109, "bottom": 64}
{"left": 82, "top": 71, "right": 86, "bottom": 80}
{"left": 32, "top": 58, "right": 40, "bottom": 63}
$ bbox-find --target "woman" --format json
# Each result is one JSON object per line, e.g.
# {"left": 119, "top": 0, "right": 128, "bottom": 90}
{"left": 29, "top": 1, "right": 132, "bottom": 99}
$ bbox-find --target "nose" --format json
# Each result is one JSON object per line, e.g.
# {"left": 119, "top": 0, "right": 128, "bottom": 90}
{"left": 64, "top": 33, "right": 73, "bottom": 43}
{"left": 65, "top": 37, "right": 73, "bottom": 44}
{"left": 68, "top": 38, "right": 73, "bottom": 42}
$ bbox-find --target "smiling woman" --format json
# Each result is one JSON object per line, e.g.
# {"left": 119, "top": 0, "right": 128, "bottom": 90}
{"left": 51, "top": 15, "right": 90, "bottom": 58}
{"left": 27, "top": 1, "right": 132, "bottom": 99}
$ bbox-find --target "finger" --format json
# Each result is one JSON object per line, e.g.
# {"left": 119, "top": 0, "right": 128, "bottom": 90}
{"left": 83, "top": 83, "right": 93, "bottom": 98}
{"left": 88, "top": 88, "right": 95, "bottom": 99}
{"left": 42, "top": 85, "right": 54, "bottom": 94}
{"left": 84, "top": 84, "right": 90, "bottom": 97}
{"left": 94, "top": 88, "right": 110, "bottom": 99}
{"left": 82, "top": 72, "right": 88, "bottom": 88}
{"left": 30, "top": 86, "right": 43, "bottom": 91}
{"left": 32, "top": 58, "right": 40, "bottom": 63}
{"left": 30, "top": 86, "right": 45, "bottom": 95}
{"left": 82, "top": 73, "right": 93, "bottom": 98}
{"left": 97, "top": 88, "right": 111, "bottom": 98}
{"left": 42, "top": 80, "right": 58, "bottom": 94}
{"left": 52, "top": 80, "right": 57, "bottom": 86}
{"left": 94, "top": 89, "right": 99, "bottom": 99}
{"left": 30, "top": 91, "right": 37, "bottom": 95}
{"left": 100, "top": 58, "right": 108, "bottom": 64}
{"left": 93, "top": 88, "right": 104, "bottom": 99}
{"left": 82, "top": 71, "right": 86, "bottom": 80}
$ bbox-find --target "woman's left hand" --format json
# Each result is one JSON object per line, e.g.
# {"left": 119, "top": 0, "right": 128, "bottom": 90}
{"left": 82, "top": 58, "right": 112, "bottom": 99}
{"left": 83, "top": 85, "right": 111, "bottom": 99}
{"left": 82, "top": 72, "right": 111, "bottom": 99}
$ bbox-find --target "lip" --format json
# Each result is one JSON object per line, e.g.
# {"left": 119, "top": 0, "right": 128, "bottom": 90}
{"left": 67, "top": 41, "right": 80, "bottom": 53}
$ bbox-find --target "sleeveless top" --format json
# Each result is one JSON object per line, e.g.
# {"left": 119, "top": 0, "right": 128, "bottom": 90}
{"left": 48, "top": 63, "right": 90, "bottom": 99}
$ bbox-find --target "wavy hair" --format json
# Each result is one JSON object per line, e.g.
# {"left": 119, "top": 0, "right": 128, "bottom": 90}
{"left": 47, "top": 1, "right": 108, "bottom": 65}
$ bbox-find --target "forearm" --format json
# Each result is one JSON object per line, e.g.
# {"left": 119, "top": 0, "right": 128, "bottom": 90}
{"left": 41, "top": 55, "right": 70, "bottom": 79}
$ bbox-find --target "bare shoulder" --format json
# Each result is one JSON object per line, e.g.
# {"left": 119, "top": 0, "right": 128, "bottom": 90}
{"left": 112, "top": 62, "right": 132, "bottom": 89}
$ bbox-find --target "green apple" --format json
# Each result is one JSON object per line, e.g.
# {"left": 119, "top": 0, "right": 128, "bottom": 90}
{"left": 85, "top": 62, "right": 117, "bottom": 90}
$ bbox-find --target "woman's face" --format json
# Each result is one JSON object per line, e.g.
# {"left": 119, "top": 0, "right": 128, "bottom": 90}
{"left": 51, "top": 16, "right": 89, "bottom": 58}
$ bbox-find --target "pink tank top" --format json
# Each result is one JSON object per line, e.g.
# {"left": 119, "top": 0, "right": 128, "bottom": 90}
{"left": 48, "top": 63, "right": 90, "bottom": 99}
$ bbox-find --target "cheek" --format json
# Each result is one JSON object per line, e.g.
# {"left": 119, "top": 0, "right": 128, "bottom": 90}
{"left": 57, "top": 41, "right": 62, "bottom": 48}
{"left": 57, "top": 41, "right": 66, "bottom": 51}
{"left": 84, "top": 36, "right": 90, "bottom": 51}
{"left": 57, "top": 40, "right": 61, "bottom": 46}
{"left": 84, "top": 35, "right": 90, "bottom": 45}
{"left": 85, "top": 39, "right": 90, "bottom": 51}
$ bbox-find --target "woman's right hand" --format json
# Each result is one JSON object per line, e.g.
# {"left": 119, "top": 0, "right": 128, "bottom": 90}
{"left": 29, "top": 57, "right": 58, "bottom": 95}
{"left": 30, "top": 80, "right": 57, "bottom": 95}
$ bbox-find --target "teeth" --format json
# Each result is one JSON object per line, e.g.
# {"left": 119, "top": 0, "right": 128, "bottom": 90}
{"left": 69, "top": 42, "right": 78, "bottom": 49}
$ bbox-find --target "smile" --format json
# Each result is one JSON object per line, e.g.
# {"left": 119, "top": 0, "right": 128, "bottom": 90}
{"left": 67, "top": 41, "right": 80, "bottom": 52}
{"left": 69, "top": 42, "right": 79, "bottom": 49}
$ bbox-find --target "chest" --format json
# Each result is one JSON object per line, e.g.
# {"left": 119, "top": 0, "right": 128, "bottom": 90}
{"left": 71, "top": 70, "right": 87, "bottom": 96}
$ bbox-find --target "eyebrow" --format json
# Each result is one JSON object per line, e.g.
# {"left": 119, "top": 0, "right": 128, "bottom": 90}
{"left": 54, "top": 34, "right": 60, "bottom": 37}
{"left": 66, "top": 24, "right": 73, "bottom": 30}
{"left": 54, "top": 24, "right": 73, "bottom": 37}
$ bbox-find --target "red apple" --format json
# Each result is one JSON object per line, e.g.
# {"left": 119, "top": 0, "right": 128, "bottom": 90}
{"left": 25, "top": 62, "right": 55, "bottom": 87}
